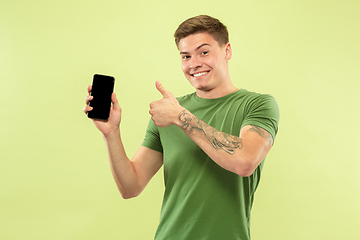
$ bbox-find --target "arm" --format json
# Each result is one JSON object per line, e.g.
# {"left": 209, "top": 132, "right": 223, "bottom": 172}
{"left": 84, "top": 85, "right": 163, "bottom": 199}
{"left": 150, "top": 81, "right": 273, "bottom": 177}
{"left": 176, "top": 109, "right": 273, "bottom": 176}
{"left": 103, "top": 130, "right": 163, "bottom": 199}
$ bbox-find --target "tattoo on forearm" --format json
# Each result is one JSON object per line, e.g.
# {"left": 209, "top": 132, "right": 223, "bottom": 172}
{"left": 248, "top": 125, "right": 273, "bottom": 145}
{"left": 178, "top": 110, "right": 243, "bottom": 155}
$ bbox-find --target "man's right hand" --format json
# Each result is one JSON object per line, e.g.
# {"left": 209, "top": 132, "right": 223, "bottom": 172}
{"left": 83, "top": 85, "right": 122, "bottom": 136}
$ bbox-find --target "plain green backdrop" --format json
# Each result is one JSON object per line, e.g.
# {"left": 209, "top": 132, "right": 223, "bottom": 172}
{"left": 1, "top": 0, "right": 359, "bottom": 239}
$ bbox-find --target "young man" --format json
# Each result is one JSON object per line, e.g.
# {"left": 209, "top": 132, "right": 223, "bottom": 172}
{"left": 84, "top": 15, "right": 279, "bottom": 240}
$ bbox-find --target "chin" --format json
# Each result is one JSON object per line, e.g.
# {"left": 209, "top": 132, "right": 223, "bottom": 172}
{"left": 193, "top": 84, "right": 214, "bottom": 93}
{"left": 189, "top": 79, "right": 208, "bottom": 90}
{"left": 191, "top": 83, "right": 206, "bottom": 91}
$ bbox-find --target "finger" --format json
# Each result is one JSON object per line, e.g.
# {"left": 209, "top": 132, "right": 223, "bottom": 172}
{"left": 111, "top": 93, "right": 121, "bottom": 111}
{"left": 156, "top": 81, "right": 169, "bottom": 98}
{"left": 85, "top": 96, "right": 94, "bottom": 105}
{"left": 87, "top": 85, "right": 92, "bottom": 95}
{"left": 83, "top": 105, "right": 93, "bottom": 114}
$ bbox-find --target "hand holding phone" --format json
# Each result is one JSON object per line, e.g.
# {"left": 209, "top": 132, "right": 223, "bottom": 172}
{"left": 87, "top": 74, "right": 115, "bottom": 121}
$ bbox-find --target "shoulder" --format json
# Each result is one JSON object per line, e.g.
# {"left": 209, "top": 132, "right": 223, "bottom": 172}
{"left": 236, "top": 89, "right": 278, "bottom": 109}
{"left": 236, "top": 89, "right": 275, "bottom": 100}
{"left": 238, "top": 89, "right": 279, "bottom": 126}
{"left": 176, "top": 92, "right": 196, "bottom": 103}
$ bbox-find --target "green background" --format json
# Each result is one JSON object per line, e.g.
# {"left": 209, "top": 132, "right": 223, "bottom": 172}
{"left": 1, "top": 0, "right": 359, "bottom": 239}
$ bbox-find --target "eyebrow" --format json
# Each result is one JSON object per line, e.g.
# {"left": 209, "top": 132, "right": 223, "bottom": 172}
{"left": 180, "top": 43, "right": 210, "bottom": 55}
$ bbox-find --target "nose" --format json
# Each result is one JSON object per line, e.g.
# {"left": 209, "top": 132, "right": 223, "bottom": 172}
{"left": 189, "top": 56, "right": 202, "bottom": 70}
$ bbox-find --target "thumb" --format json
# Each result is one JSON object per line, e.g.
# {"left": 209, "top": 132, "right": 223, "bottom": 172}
{"left": 111, "top": 92, "right": 121, "bottom": 111}
{"left": 156, "top": 81, "right": 169, "bottom": 98}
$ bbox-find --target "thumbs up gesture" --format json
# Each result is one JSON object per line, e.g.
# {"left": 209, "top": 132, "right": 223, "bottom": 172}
{"left": 149, "top": 81, "right": 184, "bottom": 128}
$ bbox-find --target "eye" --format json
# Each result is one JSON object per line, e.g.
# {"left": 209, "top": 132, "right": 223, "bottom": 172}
{"left": 201, "top": 51, "right": 209, "bottom": 56}
{"left": 182, "top": 55, "right": 191, "bottom": 60}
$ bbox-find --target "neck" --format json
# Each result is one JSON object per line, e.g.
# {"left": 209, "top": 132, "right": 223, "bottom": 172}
{"left": 196, "top": 83, "right": 238, "bottom": 99}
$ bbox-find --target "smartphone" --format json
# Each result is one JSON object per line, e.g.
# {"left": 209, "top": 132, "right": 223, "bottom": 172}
{"left": 87, "top": 74, "right": 115, "bottom": 120}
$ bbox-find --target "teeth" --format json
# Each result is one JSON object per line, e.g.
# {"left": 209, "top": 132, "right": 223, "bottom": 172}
{"left": 193, "top": 72, "right": 208, "bottom": 77}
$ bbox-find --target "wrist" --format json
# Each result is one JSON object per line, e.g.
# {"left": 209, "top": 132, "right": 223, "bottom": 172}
{"left": 103, "top": 126, "right": 120, "bottom": 139}
{"left": 174, "top": 107, "right": 190, "bottom": 129}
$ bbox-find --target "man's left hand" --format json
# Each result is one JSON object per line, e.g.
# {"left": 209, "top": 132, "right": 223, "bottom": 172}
{"left": 149, "top": 81, "right": 184, "bottom": 128}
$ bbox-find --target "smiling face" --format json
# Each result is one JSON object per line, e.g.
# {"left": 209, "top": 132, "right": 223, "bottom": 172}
{"left": 178, "top": 32, "right": 234, "bottom": 98}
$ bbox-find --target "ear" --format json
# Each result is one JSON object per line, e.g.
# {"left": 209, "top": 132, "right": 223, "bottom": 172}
{"left": 224, "top": 42, "right": 232, "bottom": 60}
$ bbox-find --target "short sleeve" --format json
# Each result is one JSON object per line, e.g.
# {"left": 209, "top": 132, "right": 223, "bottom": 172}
{"left": 241, "top": 94, "right": 280, "bottom": 140}
{"left": 141, "top": 117, "right": 163, "bottom": 153}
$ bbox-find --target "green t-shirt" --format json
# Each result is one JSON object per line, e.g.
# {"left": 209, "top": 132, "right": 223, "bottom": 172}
{"left": 142, "top": 89, "right": 279, "bottom": 240}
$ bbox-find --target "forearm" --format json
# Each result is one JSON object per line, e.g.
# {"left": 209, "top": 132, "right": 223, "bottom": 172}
{"left": 175, "top": 109, "right": 259, "bottom": 176}
{"left": 103, "top": 129, "right": 141, "bottom": 199}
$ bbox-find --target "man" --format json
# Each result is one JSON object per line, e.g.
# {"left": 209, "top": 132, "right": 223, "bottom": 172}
{"left": 84, "top": 15, "right": 279, "bottom": 240}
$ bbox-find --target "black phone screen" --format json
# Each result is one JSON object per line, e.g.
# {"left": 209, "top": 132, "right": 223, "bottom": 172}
{"left": 87, "top": 74, "right": 115, "bottom": 120}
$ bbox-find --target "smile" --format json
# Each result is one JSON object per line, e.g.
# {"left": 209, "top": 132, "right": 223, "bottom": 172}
{"left": 191, "top": 71, "right": 209, "bottom": 78}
